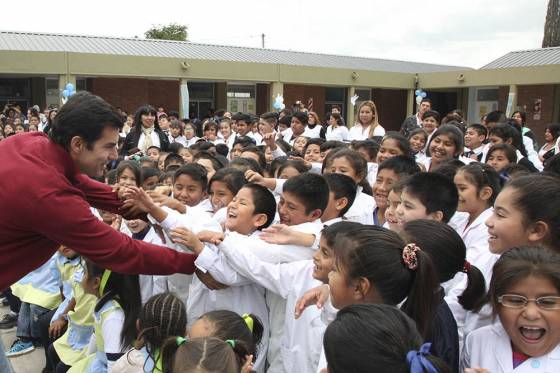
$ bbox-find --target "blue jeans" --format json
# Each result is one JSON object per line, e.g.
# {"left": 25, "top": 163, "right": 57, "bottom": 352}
{"left": 0, "top": 339, "right": 13, "bottom": 373}
{"left": 16, "top": 302, "right": 49, "bottom": 341}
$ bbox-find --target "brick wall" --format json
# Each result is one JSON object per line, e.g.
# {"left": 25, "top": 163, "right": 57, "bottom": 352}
{"left": 90, "top": 78, "right": 180, "bottom": 114}
{"left": 371, "top": 88, "right": 408, "bottom": 132}
{"left": 284, "top": 84, "right": 327, "bottom": 120}
{"left": 498, "top": 84, "right": 555, "bottom": 143}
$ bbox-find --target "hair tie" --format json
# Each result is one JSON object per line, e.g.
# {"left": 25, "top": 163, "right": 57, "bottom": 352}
{"left": 176, "top": 336, "right": 187, "bottom": 346}
{"left": 225, "top": 339, "right": 236, "bottom": 348}
{"left": 402, "top": 243, "right": 421, "bottom": 270}
{"left": 99, "top": 269, "right": 112, "bottom": 296}
{"left": 462, "top": 260, "right": 471, "bottom": 273}
{"left": 407, "top": 343, "right": 438, "bottom": 373}
{"left": 242, "top": 314, "right": 254, "bottom": 333}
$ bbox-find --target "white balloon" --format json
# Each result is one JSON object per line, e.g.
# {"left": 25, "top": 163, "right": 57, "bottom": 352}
{"left": 416, "top": 95, "right": 423, "bottom": 105}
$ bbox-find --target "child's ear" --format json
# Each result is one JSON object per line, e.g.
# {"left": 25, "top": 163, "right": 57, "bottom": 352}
{"left": 252, "top": 213, "right": 268, "bottom": 229}
{"left": 355, "top": 277, "right": 380, "bottom": 303}
{"left": 528, "top": 221, "right": 549, "bottom": 244}
{"left": 335, "top": 197, "right": 349, "bottom": 212}
{"left": 478, "top": 186, "right": 493, "bottom": 202}
{"left": 309, "top": 208, "right": 323, "bottom": 221}
{"left": 136, "top": 319, "right": 141, "bottom": 333}
{"left": 427, "top": 210, "right": 444, "bottom": 222}
{"left": 92, "top": 276, "right": 102, "bottom": 295}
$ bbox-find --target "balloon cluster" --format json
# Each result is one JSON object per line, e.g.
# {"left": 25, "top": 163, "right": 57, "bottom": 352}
{"left": 415, "top": 89, "right": 427, "bottom": 105}
{"left": 273, "top": 94, "right": 285, "bottom": 111}
{"left": 62, "top": 83, "right": 76, "bottom": 99}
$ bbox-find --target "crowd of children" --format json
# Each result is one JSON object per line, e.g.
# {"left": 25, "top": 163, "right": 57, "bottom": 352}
{"left": 1, "top": 100, "right": 560, "bottom": 373}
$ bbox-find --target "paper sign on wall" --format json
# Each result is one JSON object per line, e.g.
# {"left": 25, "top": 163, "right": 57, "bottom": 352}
{"left": 533, "top": 99, "right": 542, "bottom": 120}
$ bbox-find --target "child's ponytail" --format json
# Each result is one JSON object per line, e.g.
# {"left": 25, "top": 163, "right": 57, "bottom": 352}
{"left": 400, "top": 244, "right": 439, "bottom": 338}
{"left": 458, "top": 261, "right": 487, "bottom": 311}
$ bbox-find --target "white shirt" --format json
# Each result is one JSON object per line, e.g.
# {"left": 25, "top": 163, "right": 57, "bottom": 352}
{"left": 524, "top": 135, "right": 543, "bottom": 171}
{"left": 185, "top": 136, "right": 200, "bottom": 147}
{"left": 462, "top": 323, "right": 560, "bottom": 372}
{"left": 168, "top": 135, "right": 188, "bottom": 147}
{"left": 452, "top": 208, "right": 493, "bottom": 265}
{"left": 138, "top": 128, "right": 161, "bottom": 152}
{"left": 247, "top": 131, "right": 263, "bottom": 145}
{"left": 348, "top": 124, "right": 386, "bottom": 141}
{"left": 282, "top": 127, "right": 315, "bottom": 145}
{"left": 325, "top": 125, "right": 349, "bottom": 142}
{"left": 305, "top": 125, "right": 323, "bottom": 139}
{"left": 345, "top": 186, "right": 376, "bottom": 225}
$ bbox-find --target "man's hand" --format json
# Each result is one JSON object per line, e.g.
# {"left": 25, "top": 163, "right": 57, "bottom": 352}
{"left": 195, "top": 269, "right": 229, "bottom": 290}
{"left": 122, "top": 186, "right": 156, "bottom": 213}
{"left": 48, "top": 317, "right": 68, "bottom": 339}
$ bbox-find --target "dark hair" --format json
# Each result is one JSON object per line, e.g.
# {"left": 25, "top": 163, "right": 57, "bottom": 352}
{"left": 116, "top": 160, "right": 142, "bottom": 187}
{"left": 380, "top": 132, "right": 414, "bottom": 158}
{"left": 331, "top": 223, "right": 439, "bottom": 338}
{"left": 49, "top": 92, "right": 123, "bottom": 150}
{"left": 402, "top": 172, "right": 458, "bottom": 223}
{"left": 402, "top": 220, "right": 486, "bottom": 311}
{"left": 260, "top": 111, "right": 278, "bottom": 128}
{"left": 137, "top": 293, "right": 187, "bottom": 366}
{"left": 232, "top": 136, "right": 256, "bottom": 150}
{"left": 489, "top": 124, "right": 528, "bottom": 158}
{"left": 329, "top": 112, "right": 345, "bottom": 127}
{"left": 141, "top": 167, "right": 162, "bottom": 182}
{"left": 544, "top": 153, "right": 560, "bottom": 176}
{"left": 422, "top": 110, "right": 441, "bottom": 124}
{"left": 203, "top": 120, "right": 219, "bottom": 134}
{"left": 323, "top": 173, "right": 358, "bottom": 217}
{"left": 164, "top": 153, "right": 185, "bottom": 170}
{"left": 378, "top": 155, "right": 421, "bottom": 176}
{"left": 511, "top": 110, "right": 527, "bottom": 126}
{"left": 352, "top": 140, "right": 379, "bottom": 162}
{"left": 276, "top": 159, "right": 309, "bottom": 178}
{"left": 173, "top": 164, "right": 208, "bottom": 191}
{"left": 193, "top": 151, "right": 225, "bottom": 173}
{"left": 242, "top": 184, "right": 277, "bottom": 230}
{"left": 489, "top": 246, "right": 560, "bottom": 315}
{"left": 432, "top": 159, "right": 465, "bottom": 181}
{"left": 199, "top": 310, "right": 264, "bottom": 360}
{"left": 504, "top": 175, "right": 560, "bottom": 251}
{"left": 169, "top": 119, "right": 183, "bottom": 132}
{"left": 278, "top": 115, "right": 292, "bottom": 127}
{"left": 283, "top": 173, "right": 329, "bottom": 215}
{"left": 467, "top": 123, "right": 488, "bottom": 138}
{"left": 320, "top": 140, "right": 347, "bottom": 153}
{"left": 408, "top": 128, "right": 428, "bottom": 141}
{"left": 231, "top": 112, "right": 251, "bottom": 123}
{"left": 106, "top": 169, "right": 118, "bottom": 185}
{"left": 231, "top": 156, "right": 263, "bottom": 174}
{"left": 421, "top": 98, "right": 432, "bottom": 105}
{"left": 133, "top": 105, "right": 160, "bottom": 131}
{"left": 324, "top": 304, "right": 450, "bottom": 373}
{"left": 458, "top": 163, "right": 501, "bottom": 205}
{"left": 292, "top": 111, "right": 308, "bottom": 125}
{"left": 428, "top": 125, "right": 464, "bottom": 158}
{"left": 215, "top": 143, "right": 229, "bottom": 158}
{"left": 209, "top": 168, "right": 247, "bottom": 195}
{"left": 303, "top": 137, "right": 325, "bottom": 156}
{"left": 162, "top": 337, "right": 245, "bottom": 373}
{"left": 84, "top": 259, "right": 141, "bottom": 351}
{"left": 241, "top": 145, "right": 267, "bottom": 171}
{"left": 323, "top": 149, "right": 372, "bottom": 195}
{"left": 545, "top": 123, "right": 560, "bottom": 142}
{"left": 486, "top": 143, "right": 517, "bottom": 164}
{"left": 168, "top": 142, "right": 184, "bottom": 155}
{"left": 485, "top": 110, "right": 506, "bottom": 124}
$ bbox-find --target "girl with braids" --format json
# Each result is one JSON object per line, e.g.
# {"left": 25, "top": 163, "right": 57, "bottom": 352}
{"left": 113, "top": 293, "right": 187, "bottom": 372}
{"left": 68, "top": 260, "right": 142, "bottom": 373}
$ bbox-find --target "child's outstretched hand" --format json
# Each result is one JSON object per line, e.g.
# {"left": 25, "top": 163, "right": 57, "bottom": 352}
{"left": 262, "top": 132, "right": 277, "bottom": 149}
{"left": 197, "top": 231, "right": 225, "bottom": 245}
{"left": 169, "top": 227, "right": 204, "bottom": 254}
{"left": 123, "top": 186, "right": 156, "bottom": 213}
{"left": 110, "top": 215, "right": 122, "bottom": 231}
{"left": 294, "top": 284, "right": 330, "bottom": 319}
{"left": 245, "top": 170, "right": 264, "bottom": 184}
{"left": 261, "top": 224, "right": 301, "bottom": 245}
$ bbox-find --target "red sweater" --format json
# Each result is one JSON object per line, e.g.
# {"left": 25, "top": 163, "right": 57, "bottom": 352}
{"left": 0, "top": 132, "right": 196, "bottom": 291}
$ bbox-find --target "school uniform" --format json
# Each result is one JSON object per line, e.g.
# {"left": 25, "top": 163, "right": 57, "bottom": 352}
{"left": 463, "top": 145, "right": 485, "bottom": 161}
{"left": 429, "top": 291, "right": 460, "bottom": 373}
{"left": 366, "top": 162, "right": 378, "bottom": 187}
{"left": 168, "top": 134, "right": 187, "bottom": 146}
{"left": 415, "top": 150, "right": 428, "bottom": 164}
{"left": 68, "top": 299, "right": 125, "bottom": 373}
{"left": 53, "top": 259, "right": 97, "bottom": 366}
{"left": 325, "top": 125, "right": 349, "bottom": 142}
{"left": 524, "top": 135, "right": 543, "bottom": 171}
{"left": 348, "top": 124, "right": 386, "bottom": 141}
{"left": 345, "top": 186, "right": 376, "bottom": 225}
{"left": 452, "top": 208, "right": 493, "bottom": 265}
{"left": 462, "top": 323, "right": 560, "bottom": 372}
{"left": 133, "top": 226, "right": 166, "bottom": 304}
{"left": 247, "top": 131, "right": 264, "bottom": 145}
{"left": 185, "top": 136, "right": 200, "bottom": 147}
{"left": 213, "top": 220, "right": 323, "bottom": 373}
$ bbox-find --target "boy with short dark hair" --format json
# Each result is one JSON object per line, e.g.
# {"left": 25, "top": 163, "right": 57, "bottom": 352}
{"left": 464, "top": 124, "right": 487, "bottom": 161}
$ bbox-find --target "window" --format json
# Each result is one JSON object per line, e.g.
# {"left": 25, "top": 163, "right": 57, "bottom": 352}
{"left": 227, "top": 84, "right": 255, "bottom": 98}
{"left": 355, "top": 89, "right": 371, "bottom": 102}
{"left": 477, "top": 89, "right": 499, "bottom": 102}
{"left": 189, "top": 82, "right": 214, "bottom": 100}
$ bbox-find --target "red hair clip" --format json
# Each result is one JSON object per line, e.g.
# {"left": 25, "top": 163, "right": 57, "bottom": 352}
{"left": 462, "top": 260, "right": 471, "bottom": 273}
{"left": 402, "top": 243, "right": 421, "bottom": 270}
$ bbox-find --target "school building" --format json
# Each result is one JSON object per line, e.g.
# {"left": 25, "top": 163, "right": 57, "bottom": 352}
{"left": 1, "top": 31, "right": 559, "bottom": 142}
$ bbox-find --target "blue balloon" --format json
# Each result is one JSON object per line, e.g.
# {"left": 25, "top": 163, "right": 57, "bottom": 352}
{"left": 62, "top": 89, "right": 70, "bottom": 98}
{"left": 415, "top": 89, "right": 422, "bottom": 96}
{"left": 69, "top": 90, "right": 76, "bottom": 96}
{"left": 421, "top": 92, "right": 427, "bottom": 98}
{"left": 66, "top": 83, "right": 75, "bottom": 92}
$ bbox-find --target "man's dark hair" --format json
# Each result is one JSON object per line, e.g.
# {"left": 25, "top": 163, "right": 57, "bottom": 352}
{"left": 50, "top": 92, "right": 123, "bottom": 150}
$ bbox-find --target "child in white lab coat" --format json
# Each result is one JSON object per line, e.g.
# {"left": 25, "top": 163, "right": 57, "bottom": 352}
{"left": 462, "top": 246, "right": 560, "bottom": 372}
{"left": 452, "top": 163, "right": 501, "bottom": 265}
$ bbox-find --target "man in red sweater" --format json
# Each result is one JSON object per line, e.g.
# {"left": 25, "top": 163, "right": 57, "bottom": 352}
{"left": 0, "top": 92, "right": 198, "bottom": 292}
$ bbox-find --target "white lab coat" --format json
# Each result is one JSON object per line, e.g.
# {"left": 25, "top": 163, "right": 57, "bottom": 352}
{"left": 348, "top": 124, "right": 386, "bottom": 141}
{"left": 462, "top": 323, "right": 560, "bottom": 372}
{"left": 345, "top": 186, "right": 375, "bottom": 225}
{"left": 215, "top": 222, "right": 322, "bottom": 373}
{"left": 452, "top": 208, "right": 494, "bottom": 265}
